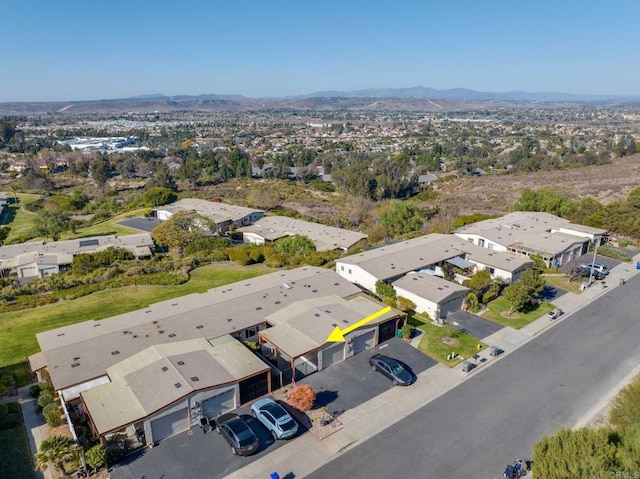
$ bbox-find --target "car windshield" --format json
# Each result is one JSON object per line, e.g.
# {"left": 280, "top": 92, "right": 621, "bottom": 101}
{"left": 236, "top": 429, "right": 255, "bottom": 443}
{"left": 264, "top": 403, "right": 288, "bottom": 420}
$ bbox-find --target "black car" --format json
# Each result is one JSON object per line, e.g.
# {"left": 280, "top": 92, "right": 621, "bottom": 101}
{"left": 215, "top": 413, "right": 260, "bottom": 456}
{"left": 576, "top": 265, "right": 605, "bottom": 280}
{"left": 369, "top": 353, "right": 414, "bottom": 386}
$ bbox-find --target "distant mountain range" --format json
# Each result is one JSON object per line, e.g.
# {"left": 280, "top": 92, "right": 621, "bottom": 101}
{"left": 1, "top": 87, "right": 638, "bottom": 115}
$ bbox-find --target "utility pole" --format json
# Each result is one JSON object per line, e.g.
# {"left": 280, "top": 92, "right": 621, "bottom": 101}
{"left": 587, "top": 238, "right": 599, "bottom": 285}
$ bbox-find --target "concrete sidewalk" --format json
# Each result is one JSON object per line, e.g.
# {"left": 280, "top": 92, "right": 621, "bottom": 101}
{"left": 2, "top": 385, "right": 51, "bottom": 479}
{"left": 225, "top": 255, "right": 640, "bottom": 479}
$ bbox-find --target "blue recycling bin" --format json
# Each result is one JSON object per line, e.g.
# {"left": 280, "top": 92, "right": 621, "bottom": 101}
{"left": 636, "top": 261, "right": 640, "bottom": 270}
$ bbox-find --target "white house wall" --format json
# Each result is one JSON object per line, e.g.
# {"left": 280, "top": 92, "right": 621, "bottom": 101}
{"left": 393, "top": 285, "right": 440, "bottom": 319}
{"left": 455, "top": 233, "right": 508, "bottom": 252}
{"left": 336, "top": 263, "right": 379, "bottom": 292}
{"left": 242, "top": 232, "right": 266, "bottom": 246}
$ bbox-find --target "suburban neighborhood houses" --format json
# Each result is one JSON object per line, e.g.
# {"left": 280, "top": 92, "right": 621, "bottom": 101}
{"left": 22, "top": 207, "right": 611, "bottom": 460}
{"left": 454, "top": 211, "right": 608, "bottom": 268}
{"left": 28, "top": 266, "right": 400, "bottom": 448}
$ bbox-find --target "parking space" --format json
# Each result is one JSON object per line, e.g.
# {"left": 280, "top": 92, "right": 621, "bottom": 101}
{"left": 561, "top": 253, "right": 620, "bottom": 277}
{"left": 118, "top": 216, "right": 163, "bottom": 232}
{"left": 109, "top": 411, "right": 294, "bottom": 479}
{"left": 300, "top": 338, "right": 437, "bottom": 418}
{"left": 446, "top": 310, "right": 503, "bottom": 340}
{"left": 109, "top": 338, "right": 435, "bottom": 479}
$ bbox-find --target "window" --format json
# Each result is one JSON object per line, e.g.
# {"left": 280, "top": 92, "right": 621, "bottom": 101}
{"left": 340, "top": 265, "right": 344, "bottom": 271}
{"left": 348, "top": 269, "right": 352, "bottom": 274}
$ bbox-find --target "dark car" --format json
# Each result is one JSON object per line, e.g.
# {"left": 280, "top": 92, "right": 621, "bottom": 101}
{"left": 369, "top": 353, "right": 414, "bottom": 386}
{"left": 215, "top": 413, "right": 259, "bottom": 456}
{"left": 576, "top": 265, "right": 604, "bottom": 281}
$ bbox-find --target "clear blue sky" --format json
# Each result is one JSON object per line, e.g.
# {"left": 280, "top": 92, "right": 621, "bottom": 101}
{"left": 2, "top": 0, "right": 639, "bottom": 102}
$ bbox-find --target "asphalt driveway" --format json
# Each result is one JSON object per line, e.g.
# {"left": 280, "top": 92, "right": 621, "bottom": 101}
{"left": 109, "top": 338, "right": 435, "bottom": 479}
{"left": 299, "top": 338, "right": 437, "bottom": 418}
{"left": 118, "top": 216, "right": 163, "bottom": 232}
{"left": 446, "top": 310, "right": 503, "bottom": 340}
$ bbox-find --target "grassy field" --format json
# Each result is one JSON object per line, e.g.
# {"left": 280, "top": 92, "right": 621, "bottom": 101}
{"left": 543, "top": 274, "right": 584, "bottom": 294}
{"left": 62, "top": 207, "right": 152, "bottom": 239}
{"left": 0, "top": 404, "right": 35, "bottom": 479}
{"left": 482, "top": 297, "right": 555, "bottom": 329}
{"left": 0, "top": 262, "right": 270, "bottom": 374}
{"left": 411, "top": 315, "right": 487, "bottom": 366}
{"left": 2, "top": 193, "right": 41, "bottom": 243}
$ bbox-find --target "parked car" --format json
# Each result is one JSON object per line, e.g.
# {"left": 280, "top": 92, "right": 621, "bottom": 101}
{"left": 250, "top": 397, "right": 298, "bottom": 440}
{"left": 547, "top": 308, "right": 563, "bottom": 320}
{"left": 369, "top": 353, "right": 414, "bottom": 386}
{"left": 576, "top": 265, "right": 605, "bottom": 280}
{"left": 582, "top": 262, "right": 609, "bottom": 275}
{"left": 215, "top": 413, "right": 259, "bottom": 456}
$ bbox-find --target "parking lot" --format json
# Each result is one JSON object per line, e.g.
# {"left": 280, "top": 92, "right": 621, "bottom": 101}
{"left": 109, "top": 338, "right": 433, "bottom": 479}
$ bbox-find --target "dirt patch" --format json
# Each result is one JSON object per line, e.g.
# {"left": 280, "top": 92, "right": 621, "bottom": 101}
{"left": 442, "top": 337, "right": 460, "bottom": 347}
{"left": 500, "top": 312, "right": 519, "bottom": 319}
{"left": 434, "top": 155, "right": 640, "bottom": 215}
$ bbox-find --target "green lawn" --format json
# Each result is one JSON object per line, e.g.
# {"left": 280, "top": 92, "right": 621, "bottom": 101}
{"left": 543, "top": 274, "right": 584, "bottom": 294}
{"left": 62, "top": 208, "right": 152, "bottom": 239}
{"left": 0, "top": 262, "right": 270, "bottom": 372}
{"left": 0, "top": 404, "right": 36, "bottom": 479}
{"left": 2, "top": 193, "right": 41, "bottom": 243}
{"left": 411, "top": 315, "right": 487, "bottom": 366}
{"left": 481, "top": 297, "right": 555, "bottom": 329}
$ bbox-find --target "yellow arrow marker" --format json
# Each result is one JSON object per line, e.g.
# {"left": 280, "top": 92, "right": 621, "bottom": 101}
{"left": 326, "top": 306, "right": 392, "bottom": 342}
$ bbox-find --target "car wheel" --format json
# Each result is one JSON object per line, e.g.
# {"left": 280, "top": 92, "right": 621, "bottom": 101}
{"left": 251, "top": 410, "right": 256, "bottom": 418}
{"left": 392, "top": 379, "right": 399, "bottom": 386}
{"left": 216, "top": 426, "right": 221, "bottom": 434}
{"left": 231, "top": 446, "right": 237, "bottom": 455}
{"left": 371, "top": 364, "right": 377, "bottom": 371}
{"left": 271, "top": 429, "right": 278, "bottom": 440}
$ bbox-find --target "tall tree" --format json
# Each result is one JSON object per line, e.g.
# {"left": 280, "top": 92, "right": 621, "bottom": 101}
{"left": 274, "top": 235, "right": 316, "bottom": 256}
{"left": 90, "top": 155, "right": 112, "bottom": 188}
{"left": 151, "top": 211, "right": 215, "bottom": 253}
{"left": 33, "top": 210, "right": 71, "bottom": 241}
{"left": 379, "top": 202, "right": 423, "bottom": 237}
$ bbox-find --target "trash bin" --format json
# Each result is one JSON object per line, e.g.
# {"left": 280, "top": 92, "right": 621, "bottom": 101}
{"left": 490, "top": 345, "right": 499, "bottom": 357}
{"left": 636, "top": 261, "right": 640, "bottom": 270}
{"left": 462, "top": 361, "right": 472, "bottom": 372}
{"left": 620, "top": 278, "right": 626, "bottom": 285}
{"left": 397, "top": 329, "right": 403, "bottom": 338}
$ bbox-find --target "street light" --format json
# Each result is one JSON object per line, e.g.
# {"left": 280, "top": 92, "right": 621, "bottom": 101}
{"left": 587, "top": 238, "right": 599, "bottom": 286}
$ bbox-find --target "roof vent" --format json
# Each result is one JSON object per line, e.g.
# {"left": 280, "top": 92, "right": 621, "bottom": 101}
{"left": 57, "top": 333, "right": 65, "bottom": 337}
{"left": 111, "top": 351, "right": 120, "bottom": 356}
{"left": 177, "top": 361, "right": 185, "bottom": 366}
{"left": 275, "top": 301, "right": 281, "bottom": 305}
{"left": 168, "top": 333, "right": 176, "bottom": 338}
{"left": 256, "top": 306, "right": 263, "bottom": 311}
{"left": 314, "top": 313, "right": 320, "bottom": 317}
{"left": 190, "top": 377, "right": 199, "bottom": 382}
{"left": 227, "top": 318, "right": 232, "bottom": 322}
{"left": 71, "top": 363, "right": 80, "bottom": 368}
{"left": 196, "top": 325, "right": 204, "bottom": 329}
{"left": 161, "top": 366, "right": 168, "bottom": 372}
{"left": 312, "top": 289, "right": 318, "bottom": 293}
{"left": 175, "top": 383, "right": 182, "bottom": 388}
{"left": 282, "top": 282, "right": 293, "bottom": 290}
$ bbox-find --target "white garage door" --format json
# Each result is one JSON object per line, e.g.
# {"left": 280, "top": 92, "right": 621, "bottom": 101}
{"left": 150, "top": 408, "right": 188, "bottom": 443}
{"left": 353, "top": 330, "right": 375, "bottom": 355}
{"left": 321, "top": 343, "right": 344, "bottom": 369}
{"left": 440, "top": 296, "right": 465, "bottom": 318}
{"left": 202, "top": 390, "right": 235, "bottom": 419}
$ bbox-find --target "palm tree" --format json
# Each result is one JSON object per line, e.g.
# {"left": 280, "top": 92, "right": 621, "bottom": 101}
{"left": 35, "top": 435, "right": 80, "bottom": 475}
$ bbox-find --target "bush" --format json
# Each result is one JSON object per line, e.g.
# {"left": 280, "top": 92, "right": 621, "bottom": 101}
{"left": 396, "top": 296, "right": 417, "bottom": 312}
{"left": 85, "top": 444, "right": 107, "bottom": 472}
{"left": 401, "top": 323, "right": 413, "bottom": 340}
{"left": 29, "top": 384, "right": 41, "bottom": 398}
{"left": 37, "top": 392, "right": 54, "bottom": 408}
{"left": 0, "top": 403, "right": 7, "bottom": 420}
{"left": 287, "top": 384, "right": 316, "bottom": 412}
{"left": 482, "top": 291, "right": 496, "bottom": 304}
{"left": 43, "top": 403, "right": 62, "bottom": 427}
{"left": 0, "top": 413, "right": 21, "bottom": 429}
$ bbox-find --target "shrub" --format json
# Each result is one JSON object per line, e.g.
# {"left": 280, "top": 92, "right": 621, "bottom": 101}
{"left": 29, "top": 384, "right": 41, "bottom": 398}
{"left": 482, "top": 291, "right": 496, "bottom": 304}
{"left": 401, "top": 323, "right": 413, "bottom": 340}
{"left": 39, "top": 381, "right": 54, "bottom": 395}
{"left": 287, "top": 384, "right": 316, "bottom": 412}
{"left": 0, "top": 413, "right": 21, "bottom": 429}
{"left": 43, "top": 403, "right": 62, "bottom": 427}
{"left": 85, "top": 444, "right": 107, "bottom": 472}
{"left": 396, "top": 296, "right": 417, "bottom": 312}
{"left": 0, "top": 403, "right": 7, "bottom": 420}
{"left": 37, "top": 392, "right": 54, "bottom": 408}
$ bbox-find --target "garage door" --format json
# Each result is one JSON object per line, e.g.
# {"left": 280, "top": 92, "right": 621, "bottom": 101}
{"left": 150, "top": 408, "right": 188, "bottom": 443}
{"left": 202, "top": 390, "right": 235, "bottom": 419}
{"left": 321, "top": 343, "right": 344, "bottom": 369}
{"left": 440, "top": 296, "right": 465, "bottom": 318}
{"left": 353, "top": 330, "right": 375, "bottom": 355}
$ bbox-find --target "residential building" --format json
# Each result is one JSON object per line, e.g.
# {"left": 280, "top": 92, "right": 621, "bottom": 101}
{"left": 29, "top": 267, "right": 400, "bottom": 446}
{"left": 454, "top": 212, "right": 608, "bottom": 267}
{"left": 154, "top": 198, "right": 264, "bottom": 234}
{"left": 237, "top": 215, "right": 367, "bottom": 252}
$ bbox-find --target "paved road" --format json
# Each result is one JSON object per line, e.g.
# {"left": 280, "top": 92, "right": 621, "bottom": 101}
{"left": 308, "top": 273, "right": 640, "bottom": 479}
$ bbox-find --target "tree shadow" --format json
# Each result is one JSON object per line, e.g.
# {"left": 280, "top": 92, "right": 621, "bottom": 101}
{"left": 313, "top": 390, "right": 338, "bottom": 409}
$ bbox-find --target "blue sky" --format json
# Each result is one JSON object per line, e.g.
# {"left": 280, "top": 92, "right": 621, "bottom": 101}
{"left": 2, "top": 1, "right": 639, "bottom": 102}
